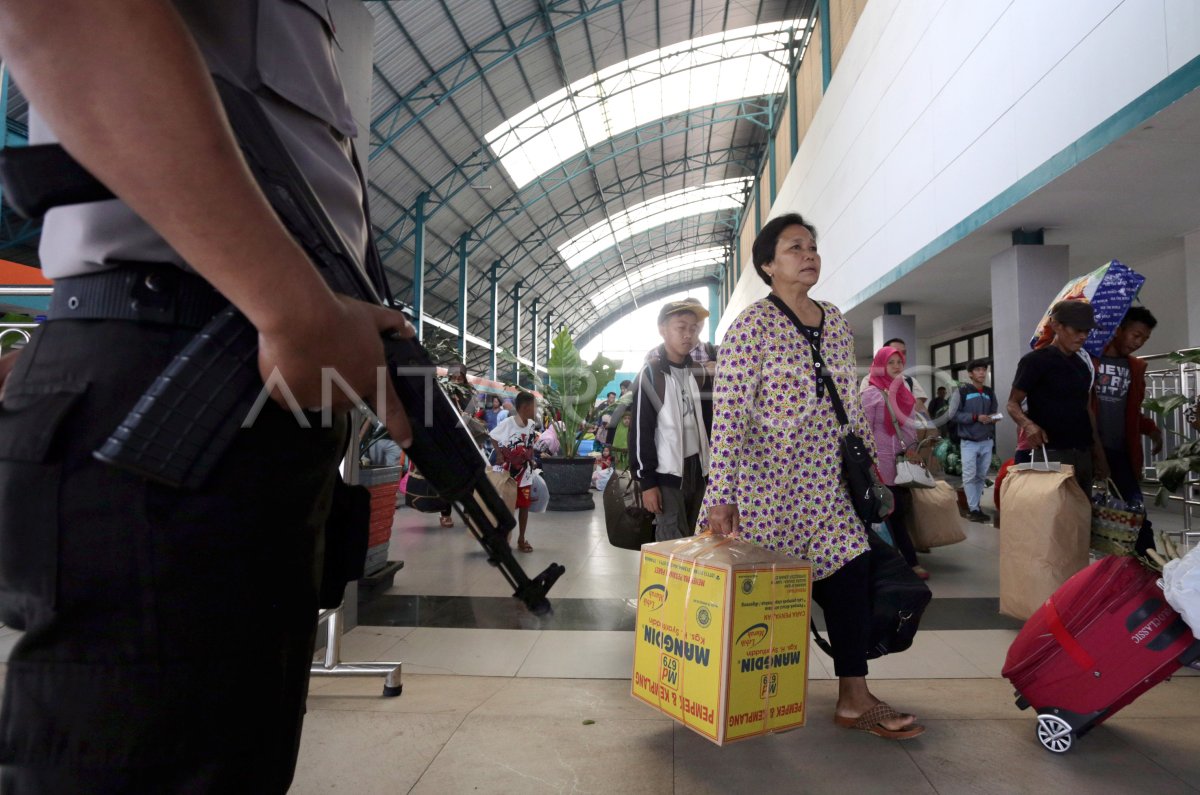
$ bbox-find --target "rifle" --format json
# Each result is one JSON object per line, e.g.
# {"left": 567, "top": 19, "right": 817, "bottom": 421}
{"left": 0, "top": 77, "right": 564, "bottom": 614}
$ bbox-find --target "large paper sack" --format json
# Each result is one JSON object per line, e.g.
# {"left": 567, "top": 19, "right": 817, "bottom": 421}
{"left": 485, "top": 468, "right": 518, "bottom": 512}
{"left": 1028, "top": 260, "right": 1145, "bottom": 357}
{"left": 907, "top": 481, "right": 966, "bottom": 549}
{"left": 999, "top": 466, "right": 1091, "bottom": 620}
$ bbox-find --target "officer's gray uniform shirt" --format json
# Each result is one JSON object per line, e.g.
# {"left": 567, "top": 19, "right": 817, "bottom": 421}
{"left": 29, "top": 0, "right": 369, "bottom": 280}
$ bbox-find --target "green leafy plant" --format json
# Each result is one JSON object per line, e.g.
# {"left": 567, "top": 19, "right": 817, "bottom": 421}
{"left": 505, "top": 328, "right": 618, "bottom": 458}
{"left": 1143, "top": 349, "right": 1200, "bottom": 501}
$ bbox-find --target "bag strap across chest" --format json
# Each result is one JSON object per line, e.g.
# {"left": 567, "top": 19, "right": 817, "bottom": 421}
{"left": 766, "top": 295, "right": 850, "bottom": 427}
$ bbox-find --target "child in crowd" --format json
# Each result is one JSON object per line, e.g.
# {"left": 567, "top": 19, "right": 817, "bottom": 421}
{"left": 490, "top": 391, "right": 540, "bottom": 552}
{"left": 592, "top": 446, "right": 615, "bottom": 491}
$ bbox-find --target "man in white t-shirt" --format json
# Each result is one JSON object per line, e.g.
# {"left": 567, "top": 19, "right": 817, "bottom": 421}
{"left": 489, "top": 391, "right": 540, "bottom": 553}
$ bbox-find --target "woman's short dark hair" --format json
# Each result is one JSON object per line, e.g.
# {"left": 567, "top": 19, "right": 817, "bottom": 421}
{"left": 751, "top": 213, "right": 817, "bottom": 286}
{"left": 514, "top": 391, "right": 536, "bottom": 411}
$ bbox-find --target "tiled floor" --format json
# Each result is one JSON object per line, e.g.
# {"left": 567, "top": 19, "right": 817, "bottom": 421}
{"left": 3, "top": 489, "right": 1198, "bottom": 793}
{"left": 293, "top": 491, "right": 1200, "bottom": 792}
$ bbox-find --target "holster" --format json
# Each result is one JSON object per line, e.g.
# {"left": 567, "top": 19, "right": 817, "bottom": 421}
{"left": 319, "top": 477, "right": 370, "bottom": 609}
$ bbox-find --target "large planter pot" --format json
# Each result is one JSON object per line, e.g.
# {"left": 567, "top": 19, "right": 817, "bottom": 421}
{"left": 541, "top": 456, "right": 595, "bottom": 511}
{"left": 358, "top": 465, "right": 402, "bottom": 575}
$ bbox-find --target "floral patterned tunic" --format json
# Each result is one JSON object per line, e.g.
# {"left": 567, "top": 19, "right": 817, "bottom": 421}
{"left": 699, "top": 298, "right": 876, "bottom": 580}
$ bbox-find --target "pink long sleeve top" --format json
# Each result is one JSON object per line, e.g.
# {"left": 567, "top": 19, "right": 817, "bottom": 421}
{"left": 860, "top": 385, "right": 917, "bottom": 487}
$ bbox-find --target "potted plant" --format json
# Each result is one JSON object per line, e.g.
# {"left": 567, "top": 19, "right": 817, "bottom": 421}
{"left": 508, "top": 328, "right": 619, "bottom": 510}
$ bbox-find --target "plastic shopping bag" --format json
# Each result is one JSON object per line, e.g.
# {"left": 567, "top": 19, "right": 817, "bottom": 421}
{"left": 1161, "top": 546, "right": 1200, "bottom": 634}
{"left": 1028, "top": 260, "right": 1145, "bottom": 357}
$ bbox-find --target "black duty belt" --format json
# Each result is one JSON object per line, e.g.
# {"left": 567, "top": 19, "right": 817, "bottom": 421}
{"left": 48, "top": 264, "right": 229, "bottom": 329}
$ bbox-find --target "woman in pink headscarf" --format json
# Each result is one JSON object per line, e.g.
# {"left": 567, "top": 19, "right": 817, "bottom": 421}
{"left": 861, "top": 346, "right": 928, "bottom": 579}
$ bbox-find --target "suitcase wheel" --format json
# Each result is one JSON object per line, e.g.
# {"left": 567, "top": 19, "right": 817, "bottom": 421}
{"left": 1036, "top": 713, "right": 1075, "bottom": 753}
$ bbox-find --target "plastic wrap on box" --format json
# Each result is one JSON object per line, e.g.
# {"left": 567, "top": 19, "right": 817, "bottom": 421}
{"left": 631, "top": 534, "right": 811, "bottom": 745}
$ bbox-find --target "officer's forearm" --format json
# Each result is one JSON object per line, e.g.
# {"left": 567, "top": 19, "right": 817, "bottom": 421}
{"left": 0, "top": 0, "right": 335, "bottom": 334}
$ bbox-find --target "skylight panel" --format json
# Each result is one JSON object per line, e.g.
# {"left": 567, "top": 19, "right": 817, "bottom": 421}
{"left": 485, "top": 20, "right": 797, "bottom": 187}
{"left": 590, "top": 248, "right": 725, "bottom": 309}
{"left": 559, "top": 178, "right": 744, "bottom": 269}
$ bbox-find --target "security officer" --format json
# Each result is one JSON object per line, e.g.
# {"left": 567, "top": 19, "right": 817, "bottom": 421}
{"left": 0, "top": 1, "right": 412, "bottom": 790}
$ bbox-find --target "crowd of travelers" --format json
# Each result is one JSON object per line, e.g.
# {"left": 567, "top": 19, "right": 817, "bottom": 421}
{"left": 617, "top": 212, "right": 1165, "bottom": 741}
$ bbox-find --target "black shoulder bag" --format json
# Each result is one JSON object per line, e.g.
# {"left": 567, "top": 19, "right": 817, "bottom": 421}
{"left": 766, "top": 295, "right": 931, "bottom": 660}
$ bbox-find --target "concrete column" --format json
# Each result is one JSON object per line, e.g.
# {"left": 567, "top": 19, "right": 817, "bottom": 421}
{"left": 0, "top": 63, "right": 10, "bottom": 219}
{"left": 871, "top": 313, "right": 917, "bottom": 359}
{"left": 1185, "top": 232, "right": 1200, "bottom": 347}
{"left": 488, "top": 261, "right": 500, "bottom": 380}
{"left": 456, "top": 233, "right": 469, "bottom": 363}
{"left": 511, "top": 281, "right": 523, "bottom": 385}
{"left": 871, "top": 312, "right": 918, "bottom": 397}
{"left": 544, "top": 310, "right": 554, "bottom": 369}
{"left": 708, "top": 282, "right": 719, "bottom": 343}
{"left": 990, "top": 244, "right": 1069, "bottom": 456}
{"left": 530, "top": 298, "right": 540, "bottom": 378}
{"left": 411, "top": 192, "right": 428, "bottom": 341}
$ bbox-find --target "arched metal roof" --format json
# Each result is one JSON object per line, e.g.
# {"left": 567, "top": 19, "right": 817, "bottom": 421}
{"left": 0, "top": 1, "right": 818, "bottom": 374}
{"left": 365, "top": 0, "right": 815, "bottom": 373}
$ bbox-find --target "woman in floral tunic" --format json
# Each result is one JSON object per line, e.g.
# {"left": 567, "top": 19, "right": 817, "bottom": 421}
{"left": 703, "top": 213, "right": 924, "bottom": 740}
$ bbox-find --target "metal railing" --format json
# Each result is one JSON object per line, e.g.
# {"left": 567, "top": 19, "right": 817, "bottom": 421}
{"left": 1140, "top": 347, "right": 1200, "bottom": 547}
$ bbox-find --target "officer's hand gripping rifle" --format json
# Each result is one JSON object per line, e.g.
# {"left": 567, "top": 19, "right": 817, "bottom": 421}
{"left": 0, "top": 77, "right": 564, "bottom": 614}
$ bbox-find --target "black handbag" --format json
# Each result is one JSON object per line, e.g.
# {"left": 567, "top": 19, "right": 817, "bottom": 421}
{"left": 813, "top": 528, "right": 933, "bottom": 660}
{"left": 403, "top": 470, "right": 452, "bottom": 514}
{"left": 603, "top": 468, "right": 656, "bottom": 550}
{"left": 766, "top": 295, "right": 891, "bottom": 524}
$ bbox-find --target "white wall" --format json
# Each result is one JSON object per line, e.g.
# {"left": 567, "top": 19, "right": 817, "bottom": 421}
{"left": 721, "top": 0, "right": 1200, "bottom": 336}
{"left": 1105, "top": 242, "right": 1190, "bottom": 357}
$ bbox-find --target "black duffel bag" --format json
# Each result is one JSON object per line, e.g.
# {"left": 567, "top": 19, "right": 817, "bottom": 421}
{"left": 603, "top": 468, "right": 656, "bottom": 550}
{"left": 813, "top": 528, "right": 932, "bottom": 660}
{"left": 403, "top": 470, "right": 452, "bottom": 514}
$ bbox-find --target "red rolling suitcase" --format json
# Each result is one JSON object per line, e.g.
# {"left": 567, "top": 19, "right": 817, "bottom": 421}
{"left": 1002, "top": 555, "right": 1200, "bottom": 753}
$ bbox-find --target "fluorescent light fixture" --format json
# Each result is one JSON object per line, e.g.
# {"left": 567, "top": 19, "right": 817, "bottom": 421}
{"left": 561, "top": 178, "right": 744, "bottom": 270}
{"left": 485, "top": 21, "right": 798, "bottom": 187}
{"left": 589, "top": 247, "right": 724, "bottom": 309}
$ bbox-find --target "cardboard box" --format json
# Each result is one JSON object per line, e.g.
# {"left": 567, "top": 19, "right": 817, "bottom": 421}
{"left": 631, "top": 534, "right": 812, "bottom": 745}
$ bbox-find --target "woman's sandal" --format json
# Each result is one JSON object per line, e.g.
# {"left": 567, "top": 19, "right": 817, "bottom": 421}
{"left": 517, "top": 539, "right": 533, "bottom": 553}
{"left": 439, "top": 515, "right": 454, "bottom": 528}
{"left": 834, "top": 703, "right": 925, "bottom": 740}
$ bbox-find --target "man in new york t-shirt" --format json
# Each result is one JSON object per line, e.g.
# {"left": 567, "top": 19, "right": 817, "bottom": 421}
{"left": 1095, "top": 306, "right": 1162, "bottom": 553}
{"left": 1007, "top": 300, "right": 1109, "bottom": 492}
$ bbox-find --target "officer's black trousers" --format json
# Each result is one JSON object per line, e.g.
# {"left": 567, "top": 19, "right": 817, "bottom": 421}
{"left": 0, "top": 320, "right": 343, "bottom": 793}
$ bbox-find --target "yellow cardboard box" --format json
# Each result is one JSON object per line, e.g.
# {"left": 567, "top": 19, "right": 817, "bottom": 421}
{"left": 631, "top": 534, "right": 811, "bottom": 745}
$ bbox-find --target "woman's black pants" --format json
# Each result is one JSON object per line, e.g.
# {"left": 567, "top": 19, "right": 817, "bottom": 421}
{"left": 811, "top": 551, "right": 871, "bottom": 677}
